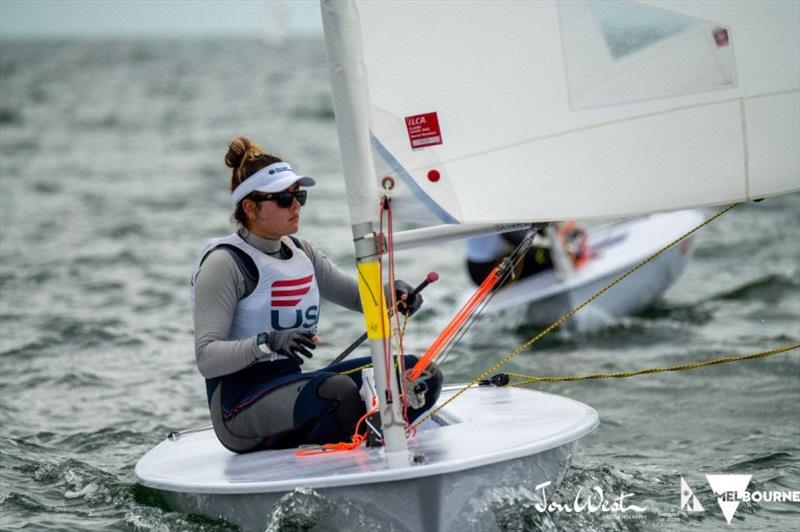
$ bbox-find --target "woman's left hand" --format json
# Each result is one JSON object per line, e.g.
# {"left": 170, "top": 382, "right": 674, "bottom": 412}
{"left": 269, "top": 330, "right": 318, "bottom": 364}
{"left": 393, "top": 279, "right": 423, "bottom": 316}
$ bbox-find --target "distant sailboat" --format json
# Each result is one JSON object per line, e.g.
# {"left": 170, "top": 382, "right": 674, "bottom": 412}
{"left": 471, "top": 210, "right": 705, "bottom": 330}
{"left": 261, "top": 0, "right": 287, "bottom": 48}
{"left": 136, "top": 1, "right": 799, "bottom": 530}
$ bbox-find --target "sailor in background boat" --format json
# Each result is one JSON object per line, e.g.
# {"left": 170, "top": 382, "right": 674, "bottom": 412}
{"left": 190, "top": 137, "right": 442, "bottom": 454}
{"left": 465, "top": 224, "right": 588, "bottom": 285}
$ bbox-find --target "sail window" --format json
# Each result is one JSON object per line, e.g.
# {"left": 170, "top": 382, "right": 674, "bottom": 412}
{"left": 592, "top": 0, "right": 695, "bottom": 59}
{"left": 558, "top": 0, "right": 737, "bottom": 109}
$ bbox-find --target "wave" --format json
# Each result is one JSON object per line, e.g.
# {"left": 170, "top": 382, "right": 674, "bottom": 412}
{"left": 0, "top": 107, "right": 23, "bottom": 125}
{"left": 711, "top": 273, "right": 799, "bottom": 303}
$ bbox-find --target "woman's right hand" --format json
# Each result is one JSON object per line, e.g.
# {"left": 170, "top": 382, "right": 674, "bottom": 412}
{"left": 268, "top": 330, "right": 317, "bottom": 364}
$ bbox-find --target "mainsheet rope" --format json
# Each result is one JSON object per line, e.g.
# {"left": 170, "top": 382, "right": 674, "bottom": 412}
{"left": 500, "top": 343, "right": 799, "bottom": 385}
{"left": 339, "top": 343, "right": 799, "bottom": 388}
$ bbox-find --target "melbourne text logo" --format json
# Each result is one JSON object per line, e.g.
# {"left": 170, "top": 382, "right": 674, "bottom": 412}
{"left": 705, "top": 474, "right": 800, "bottom": 524}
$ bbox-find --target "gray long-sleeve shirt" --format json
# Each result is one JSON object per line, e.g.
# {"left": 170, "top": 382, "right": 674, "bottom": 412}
{"left": 193, "top": 231, "right": 361, "bottom": 379}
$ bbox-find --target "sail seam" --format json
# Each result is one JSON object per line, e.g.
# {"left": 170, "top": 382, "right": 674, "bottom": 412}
{"left": 423, "top": 90, "right": 800, "bottom": 171}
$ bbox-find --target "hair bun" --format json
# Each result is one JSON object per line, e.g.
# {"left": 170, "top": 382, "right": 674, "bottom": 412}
{"left": 225, "top": 137, "right": 264, "bottom": 170}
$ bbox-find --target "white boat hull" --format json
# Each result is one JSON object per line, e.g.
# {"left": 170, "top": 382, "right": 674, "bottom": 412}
{"left": 157, "top": 443, "right": 574, "bottom": 531}
{"left": 482, "top": 210, "right": 703, "bottom": 329}
{"left": 136, "top": 386, "right": 598, "bottom": 531}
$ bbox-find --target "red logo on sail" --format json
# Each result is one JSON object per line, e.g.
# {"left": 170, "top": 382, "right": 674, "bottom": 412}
{"left": 271, "top": 274, "right": 313, "bottom": 307}
{"left": 405, "top": 112, "right": 443, "bottom": 149}
{"left": 713, "top": 27, "right": 729, "bottom": 47}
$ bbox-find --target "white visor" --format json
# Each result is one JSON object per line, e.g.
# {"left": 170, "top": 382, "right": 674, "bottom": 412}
{"left": 231, "top": 162, "right": 316, "bottom": 206}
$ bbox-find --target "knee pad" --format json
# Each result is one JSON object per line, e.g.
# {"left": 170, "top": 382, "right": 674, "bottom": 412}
{"left": 317, "top": 374, "right": 363, "bottom": 434}
{"left": 421, "top": 362, "right": 443, "bottom": 409}
{"left": 404, "top": 361, "right": 444, "bottom": 416}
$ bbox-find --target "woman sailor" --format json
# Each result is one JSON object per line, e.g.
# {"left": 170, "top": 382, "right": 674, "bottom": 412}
{"left": 191, "top": 137, "right": 442, "bottom": 453}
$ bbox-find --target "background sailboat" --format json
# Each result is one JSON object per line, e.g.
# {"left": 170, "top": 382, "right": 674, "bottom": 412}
{"left": 261, "top": 0, "right": 287, "bottom": 48}
{"left": 475, "top": 210, "right": 705, "bottom": 330}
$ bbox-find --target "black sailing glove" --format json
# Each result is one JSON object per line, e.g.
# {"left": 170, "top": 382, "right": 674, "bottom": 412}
{"left": 393, "top": 279, "right": 423, "bottom": 316}
{"left": 268, "top": 330, "right": 316, "bottom": 364}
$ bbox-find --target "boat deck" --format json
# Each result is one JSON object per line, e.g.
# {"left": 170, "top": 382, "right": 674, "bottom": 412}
{"left": 136, "top": 386, "right": 598, "bottom": 495}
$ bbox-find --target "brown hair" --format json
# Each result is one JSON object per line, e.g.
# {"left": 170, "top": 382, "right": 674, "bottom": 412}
{"left": 224, "top": 137, "right": 283, "bottom": 229}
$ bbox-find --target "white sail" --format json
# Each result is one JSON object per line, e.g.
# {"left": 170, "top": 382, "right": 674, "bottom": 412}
{"left": 335, "top": 0, "right": 799, "bottom": 225}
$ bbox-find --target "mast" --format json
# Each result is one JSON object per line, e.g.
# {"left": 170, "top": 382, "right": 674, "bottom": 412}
{"left": 321, "top": 0, "right": 407, "bottom": 453}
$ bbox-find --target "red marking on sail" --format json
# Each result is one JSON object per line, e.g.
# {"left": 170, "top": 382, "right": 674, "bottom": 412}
{"left": 405, "top": 112, "right": 442, "bottom": 149}
{"left": 713, "top": 27, "right": 729, "bottom": 47}
{"left": 271, "top": 274, "right": 314, "bottom": 308}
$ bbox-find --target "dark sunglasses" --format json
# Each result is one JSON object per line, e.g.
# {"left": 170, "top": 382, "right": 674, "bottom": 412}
{"left": 247, "top": 190, "right": 307, "bottom": 208}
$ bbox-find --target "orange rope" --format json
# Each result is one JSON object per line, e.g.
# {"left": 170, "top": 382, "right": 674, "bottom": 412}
{"left": 408, "top": 265, "right": 503, "bottom": 380}
{"left": 295, "top": 403, "right": 379, "bottom": 457}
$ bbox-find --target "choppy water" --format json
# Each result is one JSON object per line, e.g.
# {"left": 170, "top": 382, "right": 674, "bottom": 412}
{"left": 1, "top": 38, "right": 798, "bottom": 532}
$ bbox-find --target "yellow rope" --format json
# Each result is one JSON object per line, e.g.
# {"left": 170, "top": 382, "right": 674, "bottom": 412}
{"left": 394, "top": 312, "right": 409, "bottom": 366}
{"left": 340, "top": 363, "right": 371, "bottom": 376}
{"left": 338, "top": 314, "right": 410, "bottom": 377}
{"left": 504, "top": 343, "right": 799, "bottom": 385}
{"left": 340, "top": 318, "right": 410, "bottom": 370}
{"left": 413, "top": 203, "right": 740, "bottom": 427}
